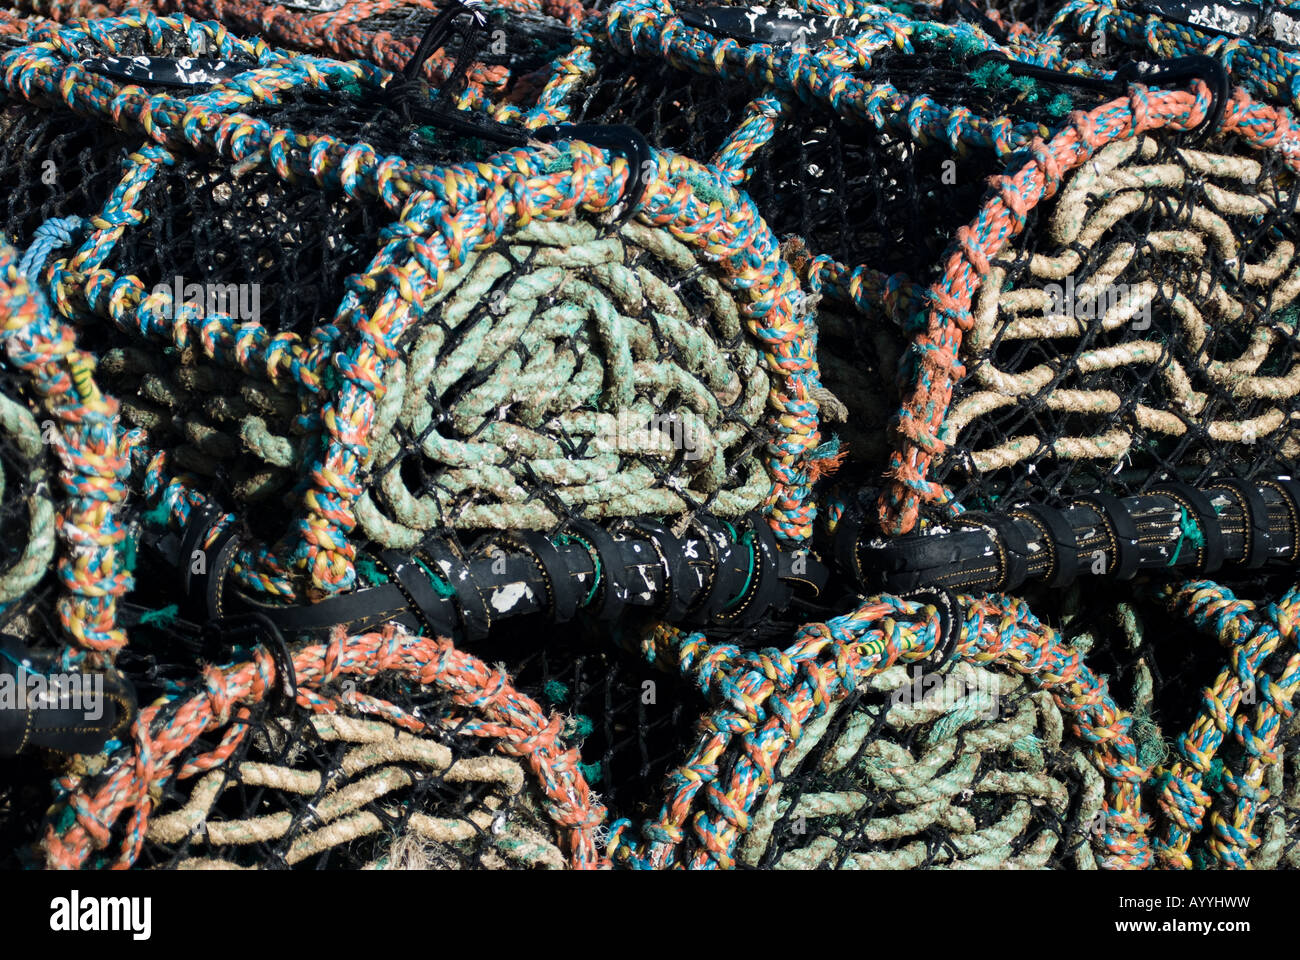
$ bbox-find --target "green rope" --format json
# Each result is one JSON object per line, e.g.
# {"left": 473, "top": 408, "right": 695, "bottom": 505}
{"left": 138, "top": 604, "right": 180, "bottom": 627}
{"left": 1168, "top": 506, "right": 1204, "bottom": 566}
{"left": 0, "top": 392, "right": 56, "bottom": 604}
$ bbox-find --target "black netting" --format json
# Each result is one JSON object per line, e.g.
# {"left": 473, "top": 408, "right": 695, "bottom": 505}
{"left": 0, "top": 102, "right": 136, "bottom": 250}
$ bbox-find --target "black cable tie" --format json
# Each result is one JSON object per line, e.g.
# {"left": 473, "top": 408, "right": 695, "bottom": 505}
{"left": 903, "top": 588, "right": 965, "bottom": 671}
{"left": 512, "top": 531, "right": 583, "bottom": 623}
{"left": 421, "top": 541, "right": 492, "bottom": 639}
{"left": 533, "top": 123, "right": 653, "bottom": 226}
{"left": 379, "top": 549, "right": 461, "bottom": 636}
{"left": 1113, "top": 54, "right": 1229, "bottom": 142}
{"left": 612, "top": 519, "right": 694, "bottom": 621}
{"left": 1259, "top": 476, "right": 1300, "bottom": 561}
{"left": 683, "top": 515, "right": 746, "bottom": 625}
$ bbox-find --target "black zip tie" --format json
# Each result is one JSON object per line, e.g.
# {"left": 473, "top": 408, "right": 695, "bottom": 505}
{"left": 201, "top": 613, "right": 298, "bottom": 717}
{"left": 400, "top": 0, "right": 488, "bottom": 100}
{"left": 903, "top": 587, "right": 964, "bottom": 671}
{"left": 972, "top": 52, "right": 1230, "bottom": 142}
{"left": 533, "top": 123, "right": 653, "bottom": 226}
{"left": 396, "top": 101, "right": 533, "bottom": 148}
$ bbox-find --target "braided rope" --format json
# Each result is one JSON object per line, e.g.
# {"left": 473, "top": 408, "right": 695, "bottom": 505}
{"left": 0, "top": 391, "right": 57, "bottom": 608}
{"left": 0, "top": 237, "right": 131, "bottom": 667}
{"left": 1152, "top": 579, "right": 1300, "bottom": 868}
{"left": 7, "top": 0, "right": 590, "bottom": 114}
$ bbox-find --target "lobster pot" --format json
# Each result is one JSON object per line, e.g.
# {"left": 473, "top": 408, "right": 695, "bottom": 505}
{"left": 542, "top": 0, "right": 1095, "bottom": 478}
{"left": 743, "top": 663, "right": 1101, "bottom": 869}
{"left": 7, "top": 13, "right": 801, "bottom": 557}
{"left": 936, "top": 132, "right": 1300, "bottom": 512}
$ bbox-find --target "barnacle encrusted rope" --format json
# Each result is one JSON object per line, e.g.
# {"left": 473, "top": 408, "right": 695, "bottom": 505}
{"left": 609, "top": 591, "right": 1150, "bottom": 869}
{"left": 0, "top": 238, "right": 131, "bottom": 667}
{"left": 42, "top": 623, "right": 606, "bottom": 869}
{"left": 2, "top": 13, "right": 827, "bottom": 603}
{"left": 880, "top": 79, "right": 1300, "bottom": 534}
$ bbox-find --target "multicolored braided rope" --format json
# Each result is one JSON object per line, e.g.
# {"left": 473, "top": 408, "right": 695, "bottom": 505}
{"left": 1151, "top": 579, "right": 1300, "bottom": 868}
{"left": 0, "top": 237, "right": 131, "bottom": 668}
